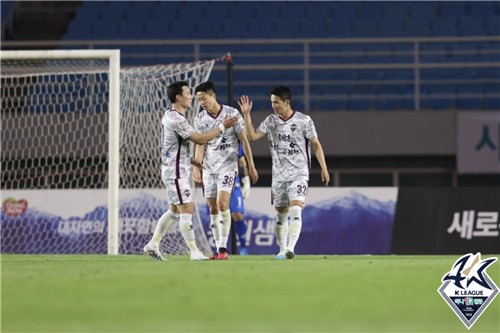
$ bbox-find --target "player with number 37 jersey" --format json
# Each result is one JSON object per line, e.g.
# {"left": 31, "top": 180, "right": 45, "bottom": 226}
{"left": 256, "top": 111, "right": 318, "bottom": 182}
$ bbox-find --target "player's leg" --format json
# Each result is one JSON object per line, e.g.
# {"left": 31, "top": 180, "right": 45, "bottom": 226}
{"left": 272, "top": 180, "right": 290, "bottom": 259}
{"left": 214, "top": 172, "right": 236, "bottom": 259}
{"left": 230, "top": 187, "right": 249, "bottom": 255}
{"left": 203, "top": 173, "right": 220, "bottom": 258}
{"left": 207, "top": 198, "right": 220, "bottom": 251}
{"left": 144, "top": 204, "right": 179, "bottom": 260}
{"left": 171, "top": 178, "right": 208, "bottom": 260}
{"left": 285, "top": 180, "right": 308, "bottom": 259}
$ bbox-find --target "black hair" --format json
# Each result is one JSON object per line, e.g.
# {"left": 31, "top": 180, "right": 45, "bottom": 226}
{"left": 195, "top": 81, "right": 217, "bottom": 95}
{"left": 269, "top": 85, "right": 292, "bottom": 103}
{"left": 167, "top": 81, "right": 189, "bottom": 103}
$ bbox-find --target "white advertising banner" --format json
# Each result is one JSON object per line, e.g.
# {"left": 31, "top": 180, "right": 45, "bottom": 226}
{"left": 457, "top": 111, "right": 500, "bottom": 174}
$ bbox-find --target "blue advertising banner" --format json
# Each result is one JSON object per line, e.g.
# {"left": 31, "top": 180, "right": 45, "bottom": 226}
{"left": 1, "top": 187, "right": 397, "bottom": 255}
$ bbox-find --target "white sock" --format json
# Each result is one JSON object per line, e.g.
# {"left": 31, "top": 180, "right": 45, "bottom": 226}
{"left": 179, "top": 213, "right": 199, "bottom": 253}
{"left": 275, "top": 212, "right": 289, "bottom": 253}
{"left": 218, "top": 209, "right": 231, "bottom": 249}
{"left": 151, "top": 210, "right": 179, "bottom": 246}
{"left": 210, "top": 214, "right": 220, "bottom": 249}
{"left": 287, "top": 206, "right": 302, "bottom": 253}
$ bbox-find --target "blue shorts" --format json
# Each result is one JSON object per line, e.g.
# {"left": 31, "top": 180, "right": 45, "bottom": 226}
{"left": 230, "top": 187, "right": 245, "bottom": 213}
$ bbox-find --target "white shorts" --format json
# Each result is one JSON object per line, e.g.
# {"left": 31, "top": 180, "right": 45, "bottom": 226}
{"left": 203, "top": 172, "right": 237, "bottom": 198}
{"left": 272, "top": 179, "right": 308, "bottom": 208}
{"left": 163, "top": 178, "right": 193, "bottom": 205}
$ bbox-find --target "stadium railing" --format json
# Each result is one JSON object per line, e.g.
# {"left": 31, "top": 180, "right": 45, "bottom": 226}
{"left": 1, "top": 36, "right": 499, "bottom": 112}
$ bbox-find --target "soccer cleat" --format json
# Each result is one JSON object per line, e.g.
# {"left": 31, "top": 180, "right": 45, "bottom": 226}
{"left": 285, "top": 250, "right": 295, "bottom": 259}
{"left": 143, "top": 242, "right": 165, "bottom": 261}
{"left": 190, "top": 251, "right": 209, "bottom": 261}
{"left": 216, "top": 252, "right": 229, "bottom": 260}
{"left": 275, "top": 252, "right": 286, "bottom": 260}
{"left": 239, "top": 248, "right": 249, "bottom": 256}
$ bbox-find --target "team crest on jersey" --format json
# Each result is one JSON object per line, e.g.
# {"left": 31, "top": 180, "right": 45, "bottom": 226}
{"left": 437, "top": 253, "right": 498, "bottom": 329}
{"left": 290, "top": 123, "right": 297, "bottom": 132}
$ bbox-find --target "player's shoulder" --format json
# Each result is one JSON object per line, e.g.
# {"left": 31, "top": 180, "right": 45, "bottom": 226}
{"left": 292, "top": 111, "right": 314, "bottom": 123}
{"left": 292, "top": 110, "right": 309, "bottom": 119}
{"left": 222, "top": 104, "right": 240, "bottom": 116}
{"left": 163, "top": 109, "right": 181, "bottom": 122}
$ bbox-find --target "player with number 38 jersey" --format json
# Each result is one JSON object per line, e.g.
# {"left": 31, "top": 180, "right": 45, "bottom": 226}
{"left": 193, "top": 81, "right": 258, "bottom": 260}
{"left": 194, "top": 104, "right": 244, "bottom": 174}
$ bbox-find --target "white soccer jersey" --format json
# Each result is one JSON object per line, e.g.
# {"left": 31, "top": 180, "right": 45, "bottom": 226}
{"left": 161, "top": 109, "right": 196, "bottom": 179}
{"left": 194, "top": 105, "right": 245, "bottom": 174}
{"left": 256, "top": 111, "right": 318, "bottom": 182}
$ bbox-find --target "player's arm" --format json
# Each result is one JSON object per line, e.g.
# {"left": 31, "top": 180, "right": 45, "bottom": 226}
{"left": 311, "top": 138, "right": 330, "bottom": 186}
{"left": 238, "top": 154, "right": 251, "bottom": 199}
{"left": 237, "top": 131, "right": 259, "bottom": 185}
{"left": 192, "top": 144, "right": 205, "bottom": 183}
{"left": 238, "top": 95, "right": 265, "bottom": 142}
{"left": 188, "top": 116, "right": 237, "bottom": 145}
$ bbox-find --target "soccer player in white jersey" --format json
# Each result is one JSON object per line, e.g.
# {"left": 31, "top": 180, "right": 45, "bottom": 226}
{"left": 143, "top": 81, "right": 238, "bottom": 261}
{"left": 192, "top": 81, "right": 258, "bottom": 260}
{"left": 240, "top": 85, "right": 330, "bottom": 260}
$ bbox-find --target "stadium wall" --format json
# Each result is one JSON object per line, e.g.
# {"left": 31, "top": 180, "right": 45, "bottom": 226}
{"left": 250, "top": 111, "right": 456, "bottom": 156}
{"left": 2, "top": 111, "right": 455, "bottom": 158}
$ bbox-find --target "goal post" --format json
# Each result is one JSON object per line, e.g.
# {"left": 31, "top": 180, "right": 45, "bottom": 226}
{"left": 1, "top": 49, "right": 216, "bottom": 255}
{"left": 1, "top": 49, "right": 121, "bottom": 254}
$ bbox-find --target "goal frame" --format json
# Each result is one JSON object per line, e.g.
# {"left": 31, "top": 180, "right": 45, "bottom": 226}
{"left": 0, "top": 49, "right": 121, "bottom": 254}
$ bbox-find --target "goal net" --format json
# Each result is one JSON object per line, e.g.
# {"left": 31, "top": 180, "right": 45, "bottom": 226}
{"left": 119, "top": 62, "right": 215, "bottom": 255}
{"left": 1, "top": 50, "right": 215, "bottom": 255}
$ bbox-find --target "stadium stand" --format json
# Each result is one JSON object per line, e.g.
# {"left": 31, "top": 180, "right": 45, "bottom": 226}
{"left": 2, "top": 1, "right": 499, "bottom": 112}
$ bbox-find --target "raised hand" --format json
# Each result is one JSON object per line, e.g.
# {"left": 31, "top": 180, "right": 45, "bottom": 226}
{"left": 238, "top": 95, "right": 253, "bottom": 115}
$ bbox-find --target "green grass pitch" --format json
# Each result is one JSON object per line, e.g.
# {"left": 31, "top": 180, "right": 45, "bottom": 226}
{"left": 2, "top": 254, "right": 499, "bottom": 333}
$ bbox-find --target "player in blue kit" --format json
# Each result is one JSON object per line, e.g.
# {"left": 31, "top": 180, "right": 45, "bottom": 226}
{"left": 231, "top": 145, "right": 251, "bottom": 255}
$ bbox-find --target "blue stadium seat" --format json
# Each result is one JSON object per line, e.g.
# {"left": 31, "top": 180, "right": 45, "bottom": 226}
{"left": 457, "top": 17, "right": 486, "bottom": 36}
{"left": 324, "top": 18, "right": 351, "bottom": 38}
{"left": 403, "top": 18, "right": 431, "bottom": 37}
{"left": 347, "top": 98, "right": 372, "bottom": 110}
{"left": 377, "top": 17, "right": 405, "bottom": 37}
{"left": 356, "top": 1, "right": 384, "bottom": 18}
{"left": 409, "top": 2, "right": 437, "bottom": 18}
{"left": 437, "top": 1, "right": 466, "bottom": 17}
{"left": 482, "top": 96, "right": 500, "bottom": 110}
{"left": 349, "top": 19, "right": 378, "bottom": 37}
{"left": 455, "top": 98, "right": 480, "bottom": 110}
{"left": 374, "top": 97, "right": 399, "bottom": 111}
{"left": 484, "top": 16, "right": 500, "bottom": 35}
{"left": 468, "top": 1, "right": 499, "bottom": 17}
{"left": 314, "top": 99, "right": 345, "bottom": 111}
{"left": 331, "top": 2, "right": 357, "bottom": 18}
{"left": 429, "top": 18, "right": 458, "bottom": 36}
{"left": 382, "top": 2, "right": 409, "bottom": 19}
{"left": 424, "top": 97, "right": 453, "bottom": 111}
